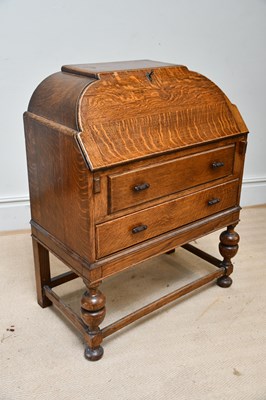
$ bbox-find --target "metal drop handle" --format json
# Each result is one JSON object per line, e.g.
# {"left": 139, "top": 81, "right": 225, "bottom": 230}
{"left": 208, "top": 198, "right": 220, "bottom": 206}
{"left": 212, "top": 161, "right": 224, "bottom": 169}
{"left": 132, "top": 224, "right": 148, "bottom": 234}
{"left": 134, "top": 183, "right": 150, "bottom": 192}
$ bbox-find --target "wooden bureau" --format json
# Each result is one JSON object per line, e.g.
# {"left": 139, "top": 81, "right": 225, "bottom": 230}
{"left": 24, "top": 60, "right": 248, "bottom": 361}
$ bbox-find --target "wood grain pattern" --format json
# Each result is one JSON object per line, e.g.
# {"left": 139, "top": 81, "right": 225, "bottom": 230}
{"left": 26, "top": 61, "right": 248, "bottom": 172}
{"left": 24, "top": 112, "right": 94, "bottom": 261}
{"left": 80, "top": 68, "right": 228, "bottom": 124}
{"left": 96, "top": 180, "right": 239, "bottom": 258}
{"left": 31, "top": 223, "right": 100, "bottom": 283}
{"left": 98, "top": 208, "right": 241, "bottom": 281}
{"left": 62, "top": 59, "right": 176, "bottom": 78}
{"left": 109, "top": 144, "right": 235, "bottom": 213}
{"left": 93, "top": 136, "right": 245, "bottom": 223}
{"left": 32, "top": 238, "right": 51, "bottom": 308}
{"left": 24, "top": 60, "right": 248, "bottom": 360}
{"left": 76, "top": 66, "right": 248, "bottom": 170}
{"left": 28, "top": 72, "right": 95, "bottom": 130}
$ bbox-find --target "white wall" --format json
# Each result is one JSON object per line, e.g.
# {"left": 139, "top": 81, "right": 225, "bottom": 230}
{"left": 0, "top": 0, "right": 266, "bottom": 231}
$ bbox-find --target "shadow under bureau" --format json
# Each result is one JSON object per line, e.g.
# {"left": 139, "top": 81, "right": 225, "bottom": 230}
{"left": 24, "top": 60, "right": 248, "bottom": 361}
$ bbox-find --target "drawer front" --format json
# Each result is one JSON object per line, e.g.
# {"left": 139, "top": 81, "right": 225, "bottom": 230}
{"left": 108, "top": 145, "right": 235, "bottom": 213}
{"left": 96, "top": 179, "right": 239, "bottom": 258}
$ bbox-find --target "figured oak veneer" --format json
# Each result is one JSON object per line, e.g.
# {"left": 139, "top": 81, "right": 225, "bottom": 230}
{"left": 24, "top": 60, "right": 249, "bottom": 361}
{"left": 77, "top": 67, "right": 246, "bottom": 170}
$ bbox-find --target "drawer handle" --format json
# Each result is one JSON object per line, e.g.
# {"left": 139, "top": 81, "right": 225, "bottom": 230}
{"left": 134, "top": 183, "right": 150, "bottom": 192}
{"left": 208, "top": 198, "right": 220, "bottom": 206}
{"left": 212, "top": 161, "right": 224, "bottom": 169}
{"left": 132, "top": 224, "right": 148, "bottom": 234}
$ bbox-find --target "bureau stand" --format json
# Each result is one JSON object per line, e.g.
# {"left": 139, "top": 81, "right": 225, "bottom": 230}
{"left": 32, "top": 226, "right": 239, "bottom": 361}
{"left": 24, "top": 60, "right": 248, "bottom": 361}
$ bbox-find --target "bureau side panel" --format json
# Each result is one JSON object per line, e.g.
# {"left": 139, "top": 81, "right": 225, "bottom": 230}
{"left": 24, "top": 113, "right": 94, "bottom": 262}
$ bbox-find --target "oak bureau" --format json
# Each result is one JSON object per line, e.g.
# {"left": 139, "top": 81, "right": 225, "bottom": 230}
{"left": 24, "top": 60, "right": 248, "bottom": 361}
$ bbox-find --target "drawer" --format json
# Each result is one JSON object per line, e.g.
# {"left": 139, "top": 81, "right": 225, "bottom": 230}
{"left": 96, "top": 179, "right": 239, "bottom": 258}
{"left": 108, "top": 145, "right": 235, "bottom": 213}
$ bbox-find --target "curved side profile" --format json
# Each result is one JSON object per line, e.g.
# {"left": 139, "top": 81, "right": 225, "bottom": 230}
{"left": 24, "top": 60, "right": 249, "bottom": 361}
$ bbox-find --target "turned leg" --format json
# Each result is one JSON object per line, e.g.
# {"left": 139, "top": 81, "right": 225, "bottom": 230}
{"left": 81, "top": 282, "right": 106, "bottom": 361}
{"left": 217, "top": 225, "right": 240, "bottom": 288}
{"left": 32, "top": 238, "right": 52, "bottom": 307}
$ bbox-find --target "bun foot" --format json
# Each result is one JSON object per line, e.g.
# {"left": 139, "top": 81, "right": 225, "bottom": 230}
{"left": 84, "top": 345, "right": 104, "bottom": 361}
{"left": 217, "top": 275, "right": 233, "bottom": 288}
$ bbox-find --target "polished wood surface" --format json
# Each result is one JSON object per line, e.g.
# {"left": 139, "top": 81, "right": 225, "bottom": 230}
{"left": 79, "top": 67, "right": 247, "bottom": 169}
{"left": 32, "top": 239, "right": 51, "bottom": 308}
{"left": 96, "top": 180, "right": 239, "bottom": 258}
{"left": 24, "top": 60, "right": 248, "bottom": 361}
{"left": 93, "top": 136, "right": 246, "bottom": 223}
{"left": 62, "top": 59, "right": 176, "bottom": 77}
{"left": 109, "top": 144, "right": 235, "bottom": 213}
{"left": 28, "top": 61, "right": 248, "bottom": 171}
{"left": 28, "top": 73, "right": 94, "bottom": 130}
{"left": 77, "top": 66, "right": 247, "bottom": 170}
{"left": 24, "top": 112, "right": 94, "bottom": 261}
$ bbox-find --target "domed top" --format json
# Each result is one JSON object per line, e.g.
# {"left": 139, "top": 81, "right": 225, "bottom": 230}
{"left": 28, "top": 60, "right": 248, "bottom": 170}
